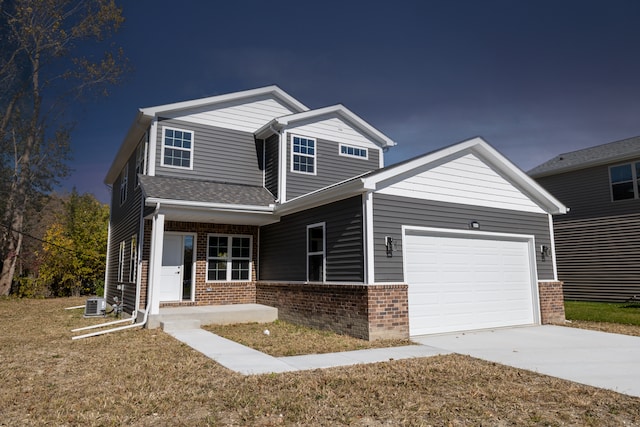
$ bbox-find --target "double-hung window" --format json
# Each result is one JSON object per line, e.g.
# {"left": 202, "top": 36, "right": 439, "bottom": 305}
{"left": 119, "top": 166, "right": 128, "bottom": 205}
{"left": 307, "top": 223, "right": 325, "bottom": 282}
{"left": 291, "top": 135, "right": 316, "bottom": 174}
{"left": 135, "top": 139, "right": 147, "bottom": 186}
{"left": 118, "top": 241, "right": 126, "bottom": 283}
{"left": 162, "top": 127, "right": 194, "bottom": 169}
{"left": 207, "top": 235, "right": 252, "bottom": 281}
{"left": 610, "top": 162, "right": 640, "bottom": 201}
{"left": 129, "top": 235, "right": 137, "bottom": 283}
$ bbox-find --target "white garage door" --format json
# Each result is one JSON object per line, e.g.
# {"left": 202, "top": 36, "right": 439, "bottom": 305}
{"left": 405, "top": 231, "right": 537, "bottom": 336}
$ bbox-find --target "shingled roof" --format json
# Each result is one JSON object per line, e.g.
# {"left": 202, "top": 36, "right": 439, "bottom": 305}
{"left": 528, "top": 135, "right": 640, "bottom": 177}
{"left": 139, "top": 175, "right": 276, "bottom": 207}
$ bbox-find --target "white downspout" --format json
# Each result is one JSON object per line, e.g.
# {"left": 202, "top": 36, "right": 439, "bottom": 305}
{"left": 72, "top": 203, "right": 160, "bottom": 340}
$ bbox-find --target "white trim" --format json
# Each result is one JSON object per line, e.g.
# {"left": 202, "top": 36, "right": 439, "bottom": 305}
{"left": 290, "top": 134, "right": 317, "bottom": 176}
{"left": 149, "top": 212, "right": 165, "bottom": 315}
{"left": 401, "top": 225, "right": 541, "bottom": 325}
{"left": 280, "top": 131, "right": 288, "bottom": 202}
{"left": 145, "top": 197, "right": 275, "bottom": 213}
{"left": 163, "top": 232, "right": 197, "bottom": 301}
{"left": 148, "top": 118, "right": 158, "bottom": 176}
{"left": 364, "top": 192, "right": 375, "bottom": 284}
{"left": 103, "top": 222, "right": 112, "bottom": 298}
{"left": 548, "top": 213, "right": 559, "bottom": 281}
{"left": 339, "top": 143, "right": 369, "bottom": 160}
{"left": 306, "top": 222, "right": 326, "bottom": 282}
{"left": 160, "top": 126, "right": 194, "bottom": 170}
{"left": 205, "top": 234, "right": 253, "bottom": 282}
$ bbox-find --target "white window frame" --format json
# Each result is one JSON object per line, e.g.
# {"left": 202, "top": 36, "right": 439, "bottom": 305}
{"left": 290, "top": 134, "right": 316, "bottom": 175}
{"left": 135, "top": 137, "right": 147, "bottom": 187}
{"left": 306, "top": 222, "right": 326, "bottom": 282}
{"left": 161, "top": 126, "right": 194, "bottom": 170}
{"left": 339, "top": 143, "right": 368, "bottom": 160}
{"left": 128, "top": 235, "right": 137, "bottom": 283}
{"left": 609, "top": 162, "right": 640, "bottom": 201}
{"left": 206, "top": 234, "right": 253, "bottom": 282}
{"left": 118, "top": 241, "right": 126, "bottom": 283}
{"left": 119, "top": 165, "right": 128, "bottom": 205}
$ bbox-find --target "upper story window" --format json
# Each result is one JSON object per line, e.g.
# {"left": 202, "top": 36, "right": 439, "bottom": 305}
{"left": 162, "top": 127, "right": 194, "bottom": 169}
{"left": 119, "top": 165, "right": 128, "bottom": 205}
{"left": 135, "top": 138, "right": 147, "bottom": 186}
{"left": 291, "top": 135, "right": 316, "bottom": 174}
{"left": 339, "top": 144, "right": 368, "bottom": 159}
{"left": 610, "top": 162, "right": 640, "bottom": 201}
{"left": 206, "top": 235, "right": 252, "bottom": 281}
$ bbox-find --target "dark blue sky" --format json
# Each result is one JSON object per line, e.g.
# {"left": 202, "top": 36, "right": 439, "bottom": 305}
{"left": 64, "top": 0, "right": 640, "bottom": 203}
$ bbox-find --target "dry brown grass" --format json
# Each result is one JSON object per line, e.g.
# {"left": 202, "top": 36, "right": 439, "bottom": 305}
{"left": 205, "top": 320, "right": 413, "bottom": 356}
{"left": 1, "top": 297, "right": 640, "bottom": 426}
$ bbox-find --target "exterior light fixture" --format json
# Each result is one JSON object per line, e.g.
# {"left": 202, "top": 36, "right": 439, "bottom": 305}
{"left": 469, "top": 221, "right": 480, "bottom": 230}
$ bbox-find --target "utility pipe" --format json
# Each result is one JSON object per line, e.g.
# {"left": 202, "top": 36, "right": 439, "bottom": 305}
{"left": 71, "top": 317, "right": 135, "bottom": 332}
{"left": 65, "top": 305, "right": 85, "bottom": 310}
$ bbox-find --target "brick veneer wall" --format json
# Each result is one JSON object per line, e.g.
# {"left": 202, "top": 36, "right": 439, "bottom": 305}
{"left": 256, "top": 282, "right": 409, "bottom": 341}
{"left": 538, "top": 281, "right": 566, "bottom": 324}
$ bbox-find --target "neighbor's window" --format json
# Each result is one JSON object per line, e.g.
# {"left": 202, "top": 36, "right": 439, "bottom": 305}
{"left": 162, "top": 127, "right": 194, "bottom": 169}
{"left": 610, "top": 162, "right": 640, "bottom": 201}
{"left": 339, "top": 144, "right": 368, "bottom": 159}
{"left": 119, "top": 165, "right": 128, "bottom": 205}
{"left": 291, "top": 135, "right": 315, "bottom": 174}
{"left": 307, "top": 223, "right": 325, "bottom": 282}
{"left": 207, "top": 235, "right": 252, "bottom": 281}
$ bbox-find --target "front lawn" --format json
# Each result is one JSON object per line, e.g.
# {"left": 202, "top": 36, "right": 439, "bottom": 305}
{"left": 565, "top": 300, "right": 640, "bottom": 336}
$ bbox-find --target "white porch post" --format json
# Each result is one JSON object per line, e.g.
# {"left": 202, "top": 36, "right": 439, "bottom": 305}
{"left": 148, "top": 211, "right": 165, "bottom": 315}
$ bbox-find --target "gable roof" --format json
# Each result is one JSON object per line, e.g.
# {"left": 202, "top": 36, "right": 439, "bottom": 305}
{"left": 279, "top": 137, "right": 567, "bottom": 216}
{"left": 139, "top": 175, "right": 276, "bottom": 208}
{"left": 105, "top": 86, "right": 308, "bottom": 185}
{"left": 528, "top": 135, "right": 640, "bottom": 178}
{"left": 255, "top": 104, "right": 396, "bottom": 148}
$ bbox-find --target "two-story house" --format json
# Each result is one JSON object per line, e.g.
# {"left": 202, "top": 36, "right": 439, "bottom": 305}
{"left": 529, "top": 136, "right": 640, "bottom": 302}
{"left": 104, "top": 86, "right": 567, "bottom": 340}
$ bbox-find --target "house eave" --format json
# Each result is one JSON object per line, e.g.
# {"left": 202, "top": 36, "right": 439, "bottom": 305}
{"left": 145, "top": 198, "right": 279, "bottom": 226}
{"left": 276, "top": 179, "right": 367, "bottom": 216}
{"left": 104, "top": 111, "right": 152, "bottom": 185}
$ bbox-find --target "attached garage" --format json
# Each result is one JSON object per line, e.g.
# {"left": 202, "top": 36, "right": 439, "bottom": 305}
{"left": 404, "top": 227, "right": 539, "bottom": 336}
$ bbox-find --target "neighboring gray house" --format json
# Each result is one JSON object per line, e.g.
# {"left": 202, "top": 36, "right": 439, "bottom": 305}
{"left": 529, "top": 136, "right": 640, "bottom": 302}
{"left": 104, "top": 86, "right": 567, "bottom": 340}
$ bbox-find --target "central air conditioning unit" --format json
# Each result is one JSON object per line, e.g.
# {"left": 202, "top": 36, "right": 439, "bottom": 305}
{"left": 84, "top": 297, "right": 106, "bottom": 317}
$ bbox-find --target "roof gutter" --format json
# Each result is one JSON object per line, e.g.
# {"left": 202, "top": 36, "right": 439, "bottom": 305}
{"left": 144, "top": 197, "right": 275, "bottom": 213}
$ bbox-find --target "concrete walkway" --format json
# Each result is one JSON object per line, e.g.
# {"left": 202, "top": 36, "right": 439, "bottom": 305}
{"left": 166, "top": 327, "right": 450, "bottom": 375}
{"left": 166, "top": 324, "right": 640, "bottom": 398}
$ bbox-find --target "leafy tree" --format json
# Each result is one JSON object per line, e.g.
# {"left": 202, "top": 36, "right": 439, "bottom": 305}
{"left": 0, "top": 0, "right": 126, "bottom": 295}
{"left": 36, "top": 190, "right": 109, "bottom": 297}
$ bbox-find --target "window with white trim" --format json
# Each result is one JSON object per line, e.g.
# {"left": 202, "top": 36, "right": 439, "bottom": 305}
{"left": 339, "top": 144, "right": 368, "bottom": 159}
{"left": 119, "top": 165, "right": 128, "bottom": 205}
{"left": 118, "top": 241, "right": 126, "bottom": 282}
{"left": 135, "top": 139, "right": 147, "bottom": 186}
{"left": 129, "top": 235, "right": 137, "bottom": 283}
{"left": 291, "top": 135, "right": 316, "bottom": 174}
{"left": 162, "top": 127, "right": 194, "bottom": 169}
{"left": 307, "top": 223, "right": 325, "bottom": 282}
{"left": 610, "top": 162, "right": 640, "bottom": 201}
{"left": 207, "top": 235, "right": 252, "bottom": 281}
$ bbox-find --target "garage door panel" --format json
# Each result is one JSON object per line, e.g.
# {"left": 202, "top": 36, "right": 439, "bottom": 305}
{"left": 406, "top": 232, "right": 537, "bottom": 336}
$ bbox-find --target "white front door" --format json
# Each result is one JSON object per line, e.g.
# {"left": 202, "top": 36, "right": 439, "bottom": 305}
{"left": 159, "top": 234, "right": 183, "bottom": 301}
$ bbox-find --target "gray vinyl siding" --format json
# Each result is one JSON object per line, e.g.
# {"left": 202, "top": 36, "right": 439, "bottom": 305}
{"left": 535, "top": 161, "right": 640, "bottom": 221}
{"left": 554, "top": 214, "right": 640, "bottom": 302}
{"left": 106, "top": 146, "right": 143, "bottom": 314}
{"left": 155, "top": 118, "right": 263, "bottom": 186}
{"left": 286, "top": 133, "right": 379, "bottom": 200}
{"left": 373, "top": 194, "right": 554, "bottom": 282}
{"left": 260, "top": 196, "right": 364, "bottom": 282}
{"left": 264, "top": 134, "right": 279, "bottom": 198}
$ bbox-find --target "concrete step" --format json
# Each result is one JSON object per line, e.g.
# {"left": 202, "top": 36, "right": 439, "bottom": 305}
{"left": 161, "top": 318, "right": 201, "bottom": 332}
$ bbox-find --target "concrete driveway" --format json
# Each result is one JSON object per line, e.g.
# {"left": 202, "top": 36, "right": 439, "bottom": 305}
{"left": 413, "top": 325, "right": 640, "bottom": 398}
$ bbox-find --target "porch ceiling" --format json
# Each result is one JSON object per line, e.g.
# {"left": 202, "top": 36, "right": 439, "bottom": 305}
{"left": 149, "top": 204, "right": 280, "bottom": 226}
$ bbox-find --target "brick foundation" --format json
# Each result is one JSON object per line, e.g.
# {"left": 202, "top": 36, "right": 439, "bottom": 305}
{"left": 538, "top": 281, "right": 566, "bottom": 324}
{"left": 256, "top": 282, "right": 409, "bottom": 341}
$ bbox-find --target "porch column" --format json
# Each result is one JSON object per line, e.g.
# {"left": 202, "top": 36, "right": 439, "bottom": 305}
{"left": 148, "top": 211, "right": 165, "bottom": 316}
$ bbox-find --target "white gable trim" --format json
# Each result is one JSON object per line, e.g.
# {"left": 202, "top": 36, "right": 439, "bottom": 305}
{"left": 364, "top": 137, "right": 567, "bottom": 214}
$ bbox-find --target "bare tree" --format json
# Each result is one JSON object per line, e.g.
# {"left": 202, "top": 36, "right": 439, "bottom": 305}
{"left": 0, "top": 0, "right": 127, "bottom": 295}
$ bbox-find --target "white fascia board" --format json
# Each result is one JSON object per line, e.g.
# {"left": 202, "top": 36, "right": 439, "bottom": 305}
{"left": 140, "top": 86, "right": 309, "bottom": 118}
{"left": 364, "top": 136, "right": 567, "bottom": 215}
{"left": 273, "top": 104, "right": 397, "bottom": 149}
{"left": 145, "top": 197, "right": 275, "bottom": 213}
{"left": 104, "top": 111, "right": 152, "bottom": 184}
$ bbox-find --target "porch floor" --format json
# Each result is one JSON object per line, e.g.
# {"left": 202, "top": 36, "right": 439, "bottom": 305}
{"left": 149, "top": 304, "right": 278, "bottom": 329}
